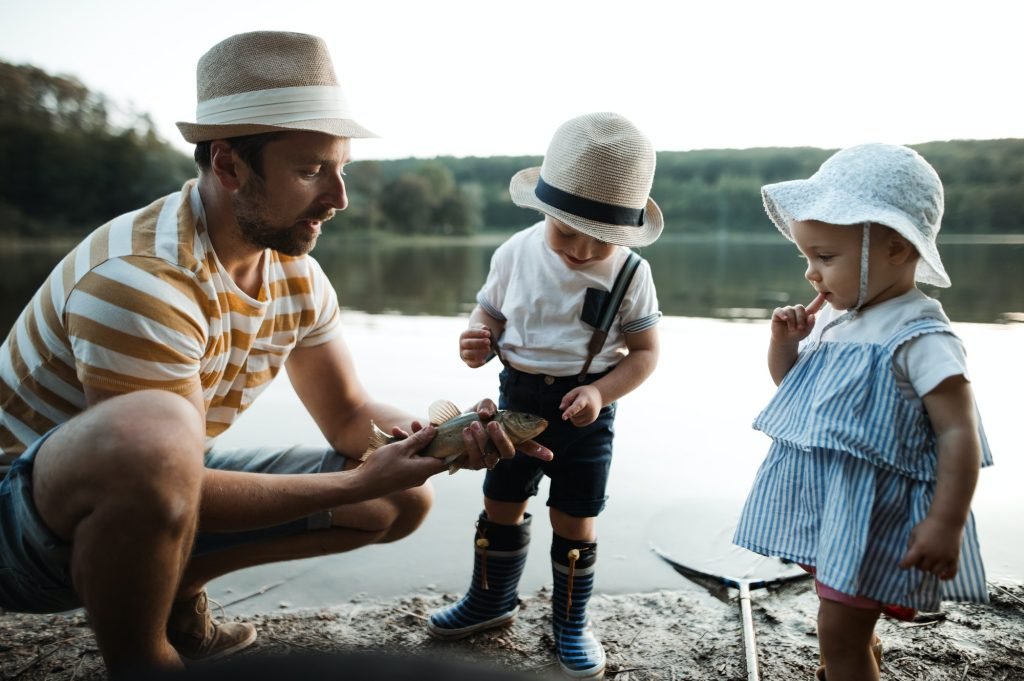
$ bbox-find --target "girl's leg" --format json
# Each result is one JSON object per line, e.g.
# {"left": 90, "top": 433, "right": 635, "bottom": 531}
{"left": 817, "top": 597, "right": 882, "bottom": 681}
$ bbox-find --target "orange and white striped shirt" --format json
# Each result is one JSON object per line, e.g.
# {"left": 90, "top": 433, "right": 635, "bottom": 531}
{"left": 0, "top": 181, "right": 341, "bottom": 472}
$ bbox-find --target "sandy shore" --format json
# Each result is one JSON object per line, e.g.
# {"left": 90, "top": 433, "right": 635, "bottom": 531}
{"left": 2, "top": 580, "right": 1022, "bottom": 680}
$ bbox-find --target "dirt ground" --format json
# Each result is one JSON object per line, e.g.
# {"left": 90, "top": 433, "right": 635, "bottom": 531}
{"left": 1, "top": 581, "right": 1022, "bottom": 680}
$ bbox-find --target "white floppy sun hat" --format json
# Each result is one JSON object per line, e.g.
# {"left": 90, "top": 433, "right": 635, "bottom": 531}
{"left": 761, "top": 143, "right": 950, "bottom": 288}
{"left": 509, "top": 112, "right": 663, "bottom": 248}
{"left": 176, "top": 31, "right": 376, "bottom": 143}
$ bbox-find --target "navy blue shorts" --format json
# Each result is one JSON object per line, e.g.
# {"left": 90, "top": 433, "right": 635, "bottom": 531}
{"left": 483, "top": 367, "right": 616, "bottom": 518}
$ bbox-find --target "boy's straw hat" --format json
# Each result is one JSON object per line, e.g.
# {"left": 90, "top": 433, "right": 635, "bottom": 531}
{"left": 509, "top": 112, "right": 663, "bottom": 247}
{"left": 176, "top": 31, "right": 376, "bottom": 143}
{"left": 761, "top": 143, "right": 950, "bottom": 287}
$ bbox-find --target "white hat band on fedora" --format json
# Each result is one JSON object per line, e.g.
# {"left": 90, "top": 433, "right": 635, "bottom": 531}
{"left": 177, "top": 31, "right": 376, "bottom": 143}
{"left": 509, "top": 112, "right": 663, "bottom": 248}
{"left": 195, "top": 85, "right": 354, "bottom": 126}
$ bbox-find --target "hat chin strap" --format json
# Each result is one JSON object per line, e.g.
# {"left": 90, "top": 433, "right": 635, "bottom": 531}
{"left": 817, "top": 222, "right": 870, "bottom": 340}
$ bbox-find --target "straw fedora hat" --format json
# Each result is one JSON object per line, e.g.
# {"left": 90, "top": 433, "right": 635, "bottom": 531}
{"left": 762, "top": 143, "right": 950, "bottom": 287}
{"left": 176, "top": 31, "right": 376, "bottom": 143}
{"left": 509, "top": 112, "right": 663, "bottom": 247}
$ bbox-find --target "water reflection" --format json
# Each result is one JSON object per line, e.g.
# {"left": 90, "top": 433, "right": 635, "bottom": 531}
{"left": 2, "top": 236, "right": 1022, "bottom": 330}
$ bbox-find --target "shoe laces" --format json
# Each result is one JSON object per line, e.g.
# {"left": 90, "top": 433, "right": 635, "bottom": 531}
{"left": 192, "top": 591, "right": 228, "bottom": 639}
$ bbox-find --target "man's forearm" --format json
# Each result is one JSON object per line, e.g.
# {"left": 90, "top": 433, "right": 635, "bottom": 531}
{"left": 197, "top": 467, "right": 370, "bottom": 533}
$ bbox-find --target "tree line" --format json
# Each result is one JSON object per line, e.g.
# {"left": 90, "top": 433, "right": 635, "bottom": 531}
{"left": 3, "top": 60, "right": 1022, "bottom": 239}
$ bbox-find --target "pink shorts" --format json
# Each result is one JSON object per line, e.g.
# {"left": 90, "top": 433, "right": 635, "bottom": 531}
{"left": 801, "top": 565, "right": 916, "bottom": 621}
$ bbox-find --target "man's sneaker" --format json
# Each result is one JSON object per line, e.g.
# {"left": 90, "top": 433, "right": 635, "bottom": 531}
{"left": 167, "top": 589, "right": 257, "bottom": 661}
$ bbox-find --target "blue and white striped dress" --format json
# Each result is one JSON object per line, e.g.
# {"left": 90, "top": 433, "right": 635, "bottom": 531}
{"left": 734, "top": 314, "right": 993, "bottom": 611}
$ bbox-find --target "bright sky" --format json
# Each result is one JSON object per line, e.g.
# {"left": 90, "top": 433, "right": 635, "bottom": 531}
{"left": 2, "top": 0, "right": 1022, "bottom": 160}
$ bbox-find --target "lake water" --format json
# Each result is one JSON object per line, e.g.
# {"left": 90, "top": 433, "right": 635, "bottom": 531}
{"left": 1, "top": 237, "right": 1021, "bottom": 612}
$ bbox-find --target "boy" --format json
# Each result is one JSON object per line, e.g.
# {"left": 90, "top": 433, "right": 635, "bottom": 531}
{"left": 428, "top": 112, "right": 663, "bottom": 680}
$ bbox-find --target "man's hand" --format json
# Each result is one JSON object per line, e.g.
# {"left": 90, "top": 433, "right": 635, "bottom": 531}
{"left": 354, "top": 424, "right": 447, "bottom": 497}
{"left": 459, "top": 398, "right": 553, "bottom": 470}
{"left": 559, "top": 385, "right": 601, "bottom": 427}
{"left": 459, "top": 324, "right": 493, "bottom": 368}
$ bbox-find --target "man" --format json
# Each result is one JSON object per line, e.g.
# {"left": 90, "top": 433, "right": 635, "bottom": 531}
{"left": 0, "top": 31, "right": 551, "bottom": 674}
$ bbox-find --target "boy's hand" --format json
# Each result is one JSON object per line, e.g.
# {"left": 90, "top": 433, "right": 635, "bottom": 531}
{"left": 559, "top": 385, "right": 602, "bottom": 427}
{"left": 459, "top": 324, "right": 493, "bottom": 368}
{"left": 770, "top": 292, "right": 826, "bottom": 345}
{"left": 899, "top": 515, "right": 964, "bottom": 580}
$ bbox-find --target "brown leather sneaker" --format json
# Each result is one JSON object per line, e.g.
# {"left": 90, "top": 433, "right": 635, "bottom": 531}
{"left": 167, "top": 590, "right": 257, "bottom": 661}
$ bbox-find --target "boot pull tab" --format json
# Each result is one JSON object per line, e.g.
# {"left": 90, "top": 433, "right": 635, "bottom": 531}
{"left": 476, "top": 537, "right": 491, "bottom": 590}
{"left": 565, "top": 548, "right": 581, "bottom": 618}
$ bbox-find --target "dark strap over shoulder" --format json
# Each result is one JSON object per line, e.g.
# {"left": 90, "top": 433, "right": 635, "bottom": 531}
{"left": 578, "top": 251, "right": 643, "bottom": 380}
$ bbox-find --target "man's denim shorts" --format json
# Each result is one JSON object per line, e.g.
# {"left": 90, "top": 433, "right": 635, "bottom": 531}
{"left": 0, "top": 427, "right": 345, "bottom": 613}
{"left": 483, "top": 367, "right": 616, "bottom": 518}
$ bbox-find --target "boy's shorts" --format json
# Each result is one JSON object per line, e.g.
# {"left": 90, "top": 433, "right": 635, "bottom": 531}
{"left": 0, "top": 426, "right": 345, "bottom": 613}
{"left": 483, "top": 367, "right": 616, "bottom": 518}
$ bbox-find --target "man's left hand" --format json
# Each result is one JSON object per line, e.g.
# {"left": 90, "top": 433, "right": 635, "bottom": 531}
{"left": 460, "top": 399, "right": 553, "bottom": 470}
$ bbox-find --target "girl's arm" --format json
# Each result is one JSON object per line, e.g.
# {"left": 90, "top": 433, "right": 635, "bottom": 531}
{"left": 898, "top": 375, "right": 981, "bottom": 580}
{"left": 767, "top": 292, "right": 826, "bottom": 385}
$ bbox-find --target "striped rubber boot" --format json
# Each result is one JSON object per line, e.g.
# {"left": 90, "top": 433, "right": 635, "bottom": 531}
{"left": 427, "top": 512, "right": 531, "bottom": 639}
{"left": 551, "top": 534, "right": 605, "bottom": 679}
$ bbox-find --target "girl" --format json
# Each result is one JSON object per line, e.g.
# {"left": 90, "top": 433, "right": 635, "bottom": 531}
{"left": 733, "top": 144, "right": 993, "bottom": 681}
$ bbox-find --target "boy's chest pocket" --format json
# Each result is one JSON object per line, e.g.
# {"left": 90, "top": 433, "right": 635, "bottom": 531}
{"left": 580, "top": 287, "right": 610, "bottom": 329}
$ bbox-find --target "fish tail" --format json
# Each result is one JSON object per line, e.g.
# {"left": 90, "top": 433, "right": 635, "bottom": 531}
{"left": 363, "top": 421, "right": 394, "bottom": 461}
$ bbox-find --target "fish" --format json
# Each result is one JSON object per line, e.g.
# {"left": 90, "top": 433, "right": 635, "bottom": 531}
{"left": 366, "top": 399, "right": 548, "bottom": 474}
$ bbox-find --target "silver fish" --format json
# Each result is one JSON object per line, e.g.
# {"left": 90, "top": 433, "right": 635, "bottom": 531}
{"left": 366, "top": 400, "right": 548, "bottom": 474}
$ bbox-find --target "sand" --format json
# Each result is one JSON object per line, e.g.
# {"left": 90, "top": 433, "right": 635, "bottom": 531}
{"left": 2, "top": 580, "right": 1022, "bottom": 680}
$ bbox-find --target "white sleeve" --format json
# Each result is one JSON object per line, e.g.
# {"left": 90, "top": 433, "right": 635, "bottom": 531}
{"left": 619, "top": 259, "right": 661, "bottom": 333}
{"left": 476, "top": 239, "right": 513, "bottom": 321}
{"left": 893, "top": 332, "right": 969, "bottom": 399}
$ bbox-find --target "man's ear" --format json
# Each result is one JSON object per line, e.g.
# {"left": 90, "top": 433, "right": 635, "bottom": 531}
{"left": 209, "top": 140, "right": 243, "bottom": 191}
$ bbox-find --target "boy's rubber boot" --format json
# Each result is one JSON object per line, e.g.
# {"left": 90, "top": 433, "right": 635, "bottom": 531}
{"left": 427, "top": 512, "right": 531, "bottom": 639}
{"left": 551, "top": 533, "right": 605, "bottom": 679}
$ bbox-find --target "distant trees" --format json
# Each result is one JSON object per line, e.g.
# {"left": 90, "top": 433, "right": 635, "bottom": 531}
{"left": 335, "top": 160, "right": 483, "bottom": 235}
{"left": 2, "top": 59, "right": 1022, "bottom": 239}
{"left": 0, "top": 61, "right": 195, "bottom": 237}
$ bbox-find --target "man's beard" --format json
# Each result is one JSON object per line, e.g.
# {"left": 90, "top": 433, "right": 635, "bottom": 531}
{"left": 232, "top": 175, "right": 333, "bottom": 257}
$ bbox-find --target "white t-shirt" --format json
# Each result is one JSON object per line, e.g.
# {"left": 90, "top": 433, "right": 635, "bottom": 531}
{"left": 803, "top": 289, "right": 969, "bottom": 408}
{"left": 476, "top": 222, "right": 660, "bottom": 376}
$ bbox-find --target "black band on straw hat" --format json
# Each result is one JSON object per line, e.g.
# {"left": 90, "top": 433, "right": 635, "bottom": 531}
{"left": 535, "top": 177, "right": 645, "bottom": 227}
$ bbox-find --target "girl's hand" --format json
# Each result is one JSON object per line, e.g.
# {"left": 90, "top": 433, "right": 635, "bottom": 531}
{"left": 770, "top": 292, "right": 827, "bottom": 345}
{"left": 559, "top": 385, "right": 602, "bottom": 427}
{"left": 459, "top": 324, "right": 493, "bottom": 368}
{"left": 899, "top": 515, "right": 964, "bottom": 580}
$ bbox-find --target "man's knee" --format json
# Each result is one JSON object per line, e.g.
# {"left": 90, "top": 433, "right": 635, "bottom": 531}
{"left": 34, "top": 391, "right": 206, "bottom": 539}
{"left": 379, "top": 481, "right": 434, "bottom": 543}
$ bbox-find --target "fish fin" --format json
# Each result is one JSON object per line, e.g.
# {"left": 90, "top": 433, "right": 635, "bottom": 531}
{"left": 365, "top": 420, "right": 394, "bottom": 459}
{"left": 428, "top": 399, "right": 463, "bottom": 426}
